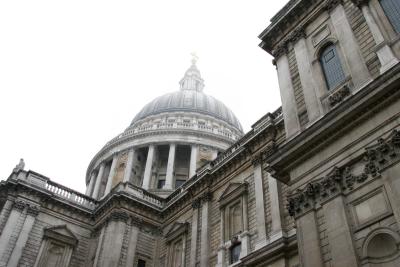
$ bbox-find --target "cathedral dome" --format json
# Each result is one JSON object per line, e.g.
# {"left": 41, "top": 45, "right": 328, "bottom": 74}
{"left": 130, "top": 90, "right": 243, "bottom": 132}
{"left": 86, "top": 57, "right": 244, "bottom": 198}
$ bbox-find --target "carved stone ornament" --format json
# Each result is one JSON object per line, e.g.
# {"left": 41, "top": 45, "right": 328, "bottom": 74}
{"left": 272, "top": 42, "right": 289, "bottom": 58}
{"left": 289, "top": 27, "right": 306, "bottom": 44}
{"left": 201, "top": 192, "right": 213, "bottom": 202}
{"left": 328, "top": 85, "right": 350, "bottom": 107}
{"left": 287, "top": 129, "right": 400, "bottom": 218}
{"left": 191, "top": 198, "right": 201, "bottom": 209}
{"left": 27, "top": 205, "right": 40, "bottom": 217}
{"left": 108, "top": 211, "right": 129, "bottom": 222}
{"left": 13, "top": 200, "right": 27, "bottom": 211}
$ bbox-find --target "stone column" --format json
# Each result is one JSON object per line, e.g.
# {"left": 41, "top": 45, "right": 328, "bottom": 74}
{"left": 200, "top": 193, "right": 211, "bottom": 267}
{"left": 252, "top": 159, "right": 267, "bottom": 250}
{"left": 7, "top": 205, "right": 40, "bottom": 267}
{"left": 296, "top": 210, "right": 324, "bottom": 267}
{"left": 189, "top": 145, "right": 198, "bottom": 178}
{"left": 267, "top": 173, "right": 283, "bottom": 242}
{"left": 164, "top": 144, "right": 176, "bottom": 190}
{"left": 0, "top": 201, "right": 25, "bottom": 259}
{"left": 123, "top": 149, "right": 135, "bottom": 183}
{"left": 142, "top": 145, "right": 155, "bottom": 190}
{"left": 293, "top": 33, "right": 323, "bottom": 122}
{"left": 359, "top": 2, "right": 399, "bottom": 73}
{"left": 240, "top": 193, "right": 250, "bottom": 258}
{"left": 98, "top": 212, "right": 128, "bottom": 267}
{"left": 85, "top": 172, "right": 97, "bottom": 196}
{"left": 189, "top": 199, "right": 200, "bottom": 267}
{"left": 93, "top": 226, "right": 106, "bottom": 267}
{"left": 92, "top": 163, "right": 105, "bottom": 199}
{"left": 322, "top": 195, "right": 359, "bottom": 266}
{"left": 104, "top": 153, "right": 119, "bottom": 195}
{"left": 216, "top": 209, "right": 226, "bottom": 267}
{"left": 276, "top": 52, "right": 301, "bottom": 138}
{"left": 124, "top": 220, "right": 139, "bottom": 267}
{"left": 0, "top": 198, "right": 14, "bottom": 234}
{"left": 329, "top": 2, "right": 371, "bottom": 89}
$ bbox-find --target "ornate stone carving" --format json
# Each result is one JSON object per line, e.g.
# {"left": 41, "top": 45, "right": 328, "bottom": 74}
{"left": 13, "top": 158, "right": 25, "bottom": 173}
{"left": 288, "top": 129, "right": 400, "bottom": 218}
{"left": 289, "top": 27, "right": 306, "bottom": 44}
{"left": 27, "top": 205, "right": 40, "bottom": 217}
{"left": 272, "top": 42, "right": 288, "bottom": 58}
{"left": 108, "top": 211, "right": 129, "bottom": 222}
{"left": 328, "top": 85, "right": 350, "bottom": 107}
{"left": 13, "top": 200, "right": 27, "bottom": 211}
{"left": 201, "top": 192, "right": 213, "bottom": 202}
{"left": 191, "top": 198, "right": 201, "bottom": 209}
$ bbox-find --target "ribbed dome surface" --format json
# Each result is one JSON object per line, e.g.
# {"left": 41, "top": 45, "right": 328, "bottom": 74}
{"left": 130, "top": 90, "right": 243, "bottom": 132}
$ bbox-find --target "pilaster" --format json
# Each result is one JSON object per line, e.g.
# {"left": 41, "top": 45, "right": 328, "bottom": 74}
{"left": 276, "top": 52, "right": 301, "bottom": 138}
{"left": 85, "top": 171, "right": 97, "bottom": 196}
{"left": 189, "top": 199, "right": 200, "bottom": 267}
{"left": 329, "top": 1, "right": 371, "bottom": 89}
{"left": 252, "top": 158, "right": 267, "bottom": 249}
{"left": 293, "top": 31, "right": 323, "bottom": 122}
{"left": 200, "top": 192, "right": 212, "bottom": 267}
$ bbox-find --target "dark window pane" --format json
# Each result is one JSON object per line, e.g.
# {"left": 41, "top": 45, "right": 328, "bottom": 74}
{"left": 137, "top": 259, "right": 146, "bottom": 267}
{"left": 320, "top": 44, "right": 346, "bottom": 90}
{"left": 230, "top": 243, "right": 241, "bottom": 264}
{"left": 157, "top": 180, "right": 165, "bottom": 189}
{"left": 175, "top": 180, "right": 186, "bottom": 188}
{"left": 380, "top": 0, "right": 400, "bottom": 33}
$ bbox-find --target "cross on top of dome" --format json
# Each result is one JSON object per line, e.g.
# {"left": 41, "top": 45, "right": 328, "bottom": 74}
{"left": 179, "top": 53, "right": 205, "bottom": 92}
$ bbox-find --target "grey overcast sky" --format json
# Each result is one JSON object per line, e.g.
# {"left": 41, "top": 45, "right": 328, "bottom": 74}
{"left": 0, "top": 0, "right": 286, "bottom": 193}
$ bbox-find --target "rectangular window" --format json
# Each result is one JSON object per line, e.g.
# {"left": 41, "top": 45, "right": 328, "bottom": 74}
{"left": 137, "top": 259, "right": 146, "bottom": 267}
{"left": 157, "top": 179, "right": 165, "bottom": 189}
{"left": 380, "top": 0, "right": 400, "bottom": 33}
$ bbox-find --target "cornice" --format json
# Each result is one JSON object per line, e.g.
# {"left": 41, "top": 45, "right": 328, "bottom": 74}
{"left": 288, "top": 129, "right": 400, "bottom": 218}
{"left": 266, "top": 63, "right": 400, "bottom": 181}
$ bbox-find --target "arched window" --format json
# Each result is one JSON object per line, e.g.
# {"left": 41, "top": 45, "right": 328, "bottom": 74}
{"left": 380, "top": 0, "right": 400, "bottom": 33}
{"left": 320, "top": 44, "right": 346, "bottom": 90}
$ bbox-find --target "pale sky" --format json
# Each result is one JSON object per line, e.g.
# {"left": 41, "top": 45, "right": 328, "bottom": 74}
{"left": 0, "top": 0, "right": 286, "bottom": 193}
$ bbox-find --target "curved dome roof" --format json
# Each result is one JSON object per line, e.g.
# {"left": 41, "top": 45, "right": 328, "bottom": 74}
{"left": 130, "top": 60, "right": 243, "bottom": 132}
{"left": 131, "top": 90, "right": 243, "bottom": 131}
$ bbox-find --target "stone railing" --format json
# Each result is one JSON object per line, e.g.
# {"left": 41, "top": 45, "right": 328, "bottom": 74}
{"left": 45, "top": 180, "right": 96, "bottom": 209}
{"left": 117, "top": 182, "right": 165, "bottom": 208}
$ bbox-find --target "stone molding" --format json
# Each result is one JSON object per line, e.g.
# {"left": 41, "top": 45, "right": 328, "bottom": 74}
{"left": 350, "top": 0, "right": 369, "bottom": 8}
{"left": 324, "top": 0, "right": 343, "bottom": 13}
{"left": 288, "top": 129, "right": 400, "bottom": 218}
{"left": 108, "top": 211, "right": 129, "bottom": 223}
{"left": 328, "top": 85, "right": 351, "bottom": 107}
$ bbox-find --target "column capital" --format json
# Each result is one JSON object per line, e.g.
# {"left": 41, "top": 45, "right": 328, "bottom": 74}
{"left": 201, "top": 191, "right": 213, "bottom": 202}
{"left": 272, "top": 42, "right": 288, "bottom": 59}
{"left": 191, "top": 198, "right": 201, "bottom": 209}
{"left": 27, "top": 205, "right": 40, "bottom": 217}
{"left": 251, "top": 154, "right": 263, "bottom": 166}
{"left": 289, "top": 26, "right": 306, "bottom": 44}
{"left": 108, "top": 211, "right": 129, "bottom": 223}
{"left": 13, "top": 200, "right": 27, "bottom": 211}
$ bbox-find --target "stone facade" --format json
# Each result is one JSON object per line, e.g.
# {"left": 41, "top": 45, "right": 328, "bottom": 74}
{"left": 1, "top": 0, "right": 400, "bottom": 266}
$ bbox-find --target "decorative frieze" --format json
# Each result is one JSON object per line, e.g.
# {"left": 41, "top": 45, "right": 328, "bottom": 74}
{"left": 328, "top": 85, "right": 350, "bottom": 107}
{"left": 288, "top": 129, "right": 400, "bottom": 218}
